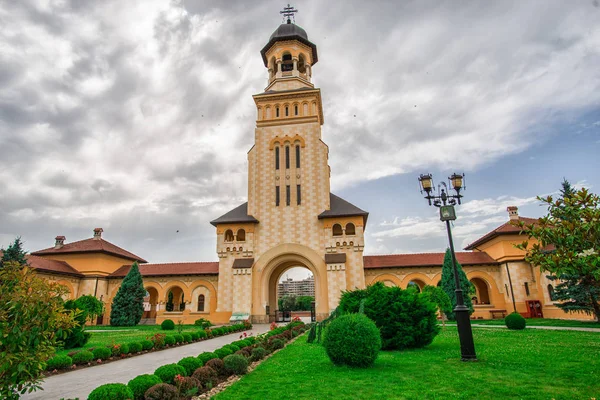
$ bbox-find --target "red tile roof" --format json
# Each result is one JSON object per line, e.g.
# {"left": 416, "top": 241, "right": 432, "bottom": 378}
{"left": 109, "top": 261, "right": 219, "bottom": 278}
{"left": 464, "top": 217, "right": 539, "bottom": 250}
{"left": 31, "top": 238, "right": 147, "bottom": 263}
{"left": 363, "top": 252, "right": 498, "bottom": 269}
{"left": 28, "top": 254, "right": 84, "bottom": 277}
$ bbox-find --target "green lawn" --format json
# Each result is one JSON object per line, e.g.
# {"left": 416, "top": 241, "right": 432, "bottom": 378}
{"left": 452, "top": 318, "right": 599, "bottom": 328}
{"left": 215, "top": 328, "right": 600, "bottom": 400}
{"left": 55, "top": 325, "right": 205, "bottom": 356}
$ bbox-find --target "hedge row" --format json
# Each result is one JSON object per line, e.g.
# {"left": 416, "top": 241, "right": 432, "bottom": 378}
{"left": 88, "top": 321, "right": 309, "bottom": 400}
{"left": 44, "top": 321, "right": 252, "bottom": 372}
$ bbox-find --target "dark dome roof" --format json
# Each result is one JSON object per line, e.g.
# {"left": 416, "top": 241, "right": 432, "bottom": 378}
{"left": 269, "top": 22, "right": 309, "bottom": 41}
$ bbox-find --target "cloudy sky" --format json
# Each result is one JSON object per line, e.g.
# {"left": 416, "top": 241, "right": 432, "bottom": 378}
{"left": 1, "top": 0, "right": 599, "bottom": 277}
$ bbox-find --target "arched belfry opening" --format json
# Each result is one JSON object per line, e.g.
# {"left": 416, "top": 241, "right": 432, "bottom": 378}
{"left": 282, "top": 52, "right": 293, "bottom": 72}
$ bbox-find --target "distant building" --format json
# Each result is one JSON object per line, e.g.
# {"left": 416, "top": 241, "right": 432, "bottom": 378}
{"left": 278, "top": 276, "right": 315, "bottom": 298}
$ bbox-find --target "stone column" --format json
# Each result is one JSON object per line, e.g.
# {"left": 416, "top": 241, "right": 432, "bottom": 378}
{"left": 292, "top": 58, "right": 299, "bottom": 77}
{"left": 276, "top": 60, "right": 282, "bottom": 78}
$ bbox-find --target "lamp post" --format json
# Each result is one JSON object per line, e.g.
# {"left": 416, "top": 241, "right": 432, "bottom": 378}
{"left": 418, "top": 173, "right": 477, "bottom": 361}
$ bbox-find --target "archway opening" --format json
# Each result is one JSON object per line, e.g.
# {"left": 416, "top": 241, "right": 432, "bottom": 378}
{"left": 144, "top": 287, "right": 159, "bottom": 319}
{"left": 382, "top": 280, "right": 396, "bottom": 287}
{"left": 407, "top": 279, "right": 426, "bottom": 293}
{"left": 470, "top": 278, "right": 491, "bottom": 305}
{"left": 166, "top": 286, "right": 185, "bottom": 312}
{"left": 270, "top": 265, "right": 315, "bottom": 323}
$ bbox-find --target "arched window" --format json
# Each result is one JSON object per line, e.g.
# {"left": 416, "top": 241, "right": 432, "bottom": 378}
{"left": 298, "top": 54, "right": 306, "bottom": 74}
{"left": 332, "top": 224, "right": 343, "bottom": 236}
{"left": 285, "top": 106, "right": 289, "bottom": 117}
{"left": 548, "top": 284, "right": 556, "bottom": 301}
{"left": 294, "top": 104, "right": 298, "bottom": 116}
{"left": 282, "top": 53, "right": 293, "bottom": 71}
{"left": 224, "top": 229, "right": 234, "bottom": 242}
{"left": 295, "top": 145, "right": 301, "bottom": 168}
{"left": 276, "top": 107, "right": 280, "bottom": 118}
{"left": 197, "top": 294, "right": 205, "bottom": 312}
{"left": 345, "top": 223, "right": 356, "bottom": 235}
{"left": 275, "top": 147, "right": 280, "bottom": 170}
{"left": 470, "top": 278, "right": 491, "bottom": 304}
{"left": 237, "top": 229, "right": 246, "bottom": 242}
{"left": 408, "top": 281, "right": 422, "bottom": 293}
{"left": 285, "top": 146, "right": 290, "bottom": 169}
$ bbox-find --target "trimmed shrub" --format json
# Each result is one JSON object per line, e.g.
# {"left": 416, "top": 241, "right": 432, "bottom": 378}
{"left": 164, "top": 336, "right": 176, "bottom": 346}
{"left": 177, "top": 376, "right": 201, "bottom": 398}
{"left": 246, "top": 336, "right": 257, "bottom": 345}
{"left": 129, "top": 342, "right": 143, "bottom": 353}
{"left": 198, "top": 352, "right": 218, "bottom": 364}
{"left": 192, "top": 366, "right": 217, "bottom": 389}
{"left": 88, "top": 383, "right": 134, "bottom": 400}
{"left": 182, "top": 333, "right": 192, "bottom": 343}
{"left": 161, "top": 319, "right": 175, "bottom": 330}
{"left": 228, "top": 344, "right": 240, "bottom": 352}
{"left": 72, "top": 350, "right": 94, "bottom": 365}
{"left": 144, "top": 383, "right": 178, "bottom": 400}
{"left": 323, "top": 313, "right": 381, "bottom": 368}
{"left": 173, "top": 334, "right": 184, "bottom": 343}
{"left": 46, "top": 355, "right": 72, "bottom": 370}
{"left": 190, "top": 331, "right": 199, "bottom": 341}
{"left": 338, "top": 282, "right": 439, "bottom": 350}
{"left": 269, "top": 338, "right": 285, "bottom": 351}
{"left": 154, "top": 363, "right": 187, "bottom": 384}
{"left": 194, "top": 318, "right": 213, "bottom": 329}
{"left": 141, "top": 340, "right": 154, "bottom": 351}
{"left": 177, "top": 357, "right": 203, "bottom": 376}
{"left": 120, "top": 343, "right": 130, "bottom": 355}
{"left": 93, "top": 347, "right": 112, "bottom": 360}
{"left": 505, "top": 312, "right": 527, "bottom": 330}
{"left": 235, "top": 349, "right": 251, "bottom": 358}
{"left": 127, "top": 374, "right": 161, "bottom": 400}
{"left": 215, "top": 347, "right": 233, "bottom": 359}
{"left": 250, "top": 347, "right": 267, "bottom": 362}
{"left": 223, "top": 354, "right": 248, "bottom": 375}
{"left": 149, "top": 333, "right": 166, "bottom": 349}
{"left": 197, "top": 330, "right": 208, "bottom": 339}
{"left": 205, "top": 358, "right": 225, "bottom": 377}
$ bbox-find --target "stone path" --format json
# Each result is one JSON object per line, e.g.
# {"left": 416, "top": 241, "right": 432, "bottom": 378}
{"left": 23, "top": 324, "right": 271, "bottom": 400}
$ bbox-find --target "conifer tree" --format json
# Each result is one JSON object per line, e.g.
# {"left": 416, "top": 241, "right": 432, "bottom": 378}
{"left": 440, "top": 248, "right": 474, "bottom": 320}
{"left": 110, "top": 262, "right": 146, "bottom": 326}
{"left": 1, "top": 237, "right": 28, "bottom": 268}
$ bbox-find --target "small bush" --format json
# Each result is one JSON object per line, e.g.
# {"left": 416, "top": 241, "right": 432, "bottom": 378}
{"left": 270, "top": 338, "right": 285, "bottom": 351}
{"left": 228, "top": 344, "right": 240, "bottom": 352}
{"left": 173, "top": 334, "right": 184, "bottom": 343}
{"left": 182, "top": 333, "right": 192, "bottom": 343}
{"left": 92, "top": 347, "right": 112, "bottom": 360}
{"left": 120, "top": 343, "right": 130, "bottom": 355}
{"left": 46, "top": 355, "right": 72, "bottom": 370}
{"left": 197, "top": 330, "right": 208, "bottom": 339}
{"left": 110, "top": 344, "right": 124, "bottom": 357}
{"left": 198, "top": 352, "right": 218, "bottom": 364}
{"left": 192, "top": 366, "right": 217, "bottom": 389}
{"left": 88, "top": 383, "right": 134, "bottom": 400}
{"left": 154, "top": 363, "right": 187, "bottom": 384}
{"left": 164, "top": 336, "right": 176, "bottom": 346}
{"left": 149, "top": 333, "right": 166, "bottom": 349}
{"left": 144, "top": 383, "right": 178, "bottom": 400}
{"left": 129, "top": 342, "right": 143, "bottom": 353}
{"left": 194, "top": 318, "right": 213, "bottom": 329}
{"left": 323, "top": 313, "right": 381, "bottom": 368}
{"left": 505, "top": 312, "right": 527, "bottom": 330}
{"left": 161, "top": 319, "right": 175, "bottom": 330}
{"left": 141, "top": 340, "right": 154, "bottom": 351}
{"left": 127, "top": 374, "right": 162, "bottom": 400}
{"left": 72, "top": 350, "right": 94, "bottom": 365}
{"left": 250, "top": 347, "right": 267, "bottom": 361}
{"left": 190, "top": 331, "right": 199, "bottom": 341}
{"left": 178, "top": 357, "right": 203, "bottom": 376}
{"left": 223, "top": 354, "right": 248, "bottom": 375}
{"left": 205, "top": 358, "right": 225, "bottom": 377}
{"left": 215, "top": 347, "right": 233, "bottom": 359}
{"left": 175, "top": 376, "right": 200, "bottom": 398}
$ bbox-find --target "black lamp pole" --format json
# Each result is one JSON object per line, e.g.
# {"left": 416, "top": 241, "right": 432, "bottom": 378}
{"left": 418, "top": 173, "right": 477, "bottom": 361}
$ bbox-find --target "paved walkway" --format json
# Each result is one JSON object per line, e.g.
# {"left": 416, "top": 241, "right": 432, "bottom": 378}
{"left": 23, "top": 324, "right": 271, "bottom": 400}
{"left": 449, "top": 323, "right": 600, "bottom": 333}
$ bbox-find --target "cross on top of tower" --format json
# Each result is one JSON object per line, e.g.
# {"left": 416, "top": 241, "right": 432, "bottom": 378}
{"left": 280, "top": 3, "right": 298, "bottom": 24}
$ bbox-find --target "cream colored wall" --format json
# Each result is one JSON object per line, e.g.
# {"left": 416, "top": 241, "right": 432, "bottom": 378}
{"left": 40, "top": 253, "right": 132, "bottom": 276}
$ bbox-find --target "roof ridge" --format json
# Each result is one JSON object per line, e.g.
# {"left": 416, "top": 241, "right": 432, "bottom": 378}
{"left": 143, "top": 261, "right": 219, "bottom": 266}
{"left": 364, "top": 251, "right": 473, "bottom": 257}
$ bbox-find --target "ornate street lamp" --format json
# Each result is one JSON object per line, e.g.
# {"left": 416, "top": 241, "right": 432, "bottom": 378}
{"left": 418, "top": 172, "right": 477, "bottom": 361}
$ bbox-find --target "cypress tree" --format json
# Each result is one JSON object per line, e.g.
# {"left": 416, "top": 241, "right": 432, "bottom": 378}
{"left": 1, "top": 237, "right": 28, "bottom": 268}
{"left": 440, "top": 248, "right": 474, "bottom": 320}
{"left": 110, "top": 262, "right": 146, "bottom": 326}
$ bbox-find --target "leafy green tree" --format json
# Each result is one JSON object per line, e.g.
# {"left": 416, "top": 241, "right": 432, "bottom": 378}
{"left": 0, "top": 262, "right": 77, "bottom": 399}
{"left": 422, "top": 285, "right": 452, "bottom": 328}
{"left": 516, "top": 185, "right": 600, "bottom": 322}
{"left": 74, "top": 295, "right": 104, "bottom": 323}
{"left": 281, "top": 295, "right": 297, "bottom": 312}
{"left": 62, "top": 300, "right": 91, "bottom": 349}
{"left": 296, "top": 296, "right": 314, "bottom": 311}
{"left": 440, "top": 248, "right": 474, "bottom": 321}
{"left": 110, "top": 262, "right": 146, "bottom": 326}
{"left": 1, "top": 237, "right": 28, "bottom": 268}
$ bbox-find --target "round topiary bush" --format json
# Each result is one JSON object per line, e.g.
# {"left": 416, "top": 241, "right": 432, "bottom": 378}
{"left": 46, "top": 355, "right": 72, "bottom": 370}
{"left": 215, "top": 347, "right": 233, "bottom": 359}
{"left": 205, "top": 358, "right": 225, "bottom": 377}
{"left": 192, "top": 366, "right": 217, "bottom": 389}
{"left": 88, "top": 383, "right": 134, "bottom": 400}
{"left": 72, "top": 350, "right": 94, "bottom": 365}
{"left": 141, "top": 340, "right": 154, "bottom": 351}
{"left": 323, "top": 313, "right": 381, "bottom": 368}
{"left": 164, "top": 336, "right": 176, "bottom": 346}
{"left": 128, "top": 374, "right": 162, "bottom": 400}
{"left": 144, "top": 383, "right": 178, "bottom": 400}
{"left": 182, "top": 333, "right": 192, "bottom": 343}
{"left": 92, "top": 347, "right": 112, "bottom": 360}
{"left": 223, "top": 354, "right": 248, "bottom": 375}
{"left": 154, "top": 363, "right": 187, "bottom": 384}
{"left": 198, "top": 352, "right": 218, "bottom": 365}
{"left": 228, "top": 344, "right": 240, "bottom": 352}
{"left": 120, "top": 343, "right": 130, "bottom": 355}
{"left": 250, "top": 346, "right": 267, "bottom": 362}
{"left": 161, "top": 319, "right": 175, "bottom": 330}
{"left": 505, "top": 312, "right": 526, "bottom": 330}
{"left": 177, "top": 356, "right": 203, "bottom": 376}
{"left": 197, "top": 330, "right": 208, "bottom": 339}
{"left": 269, "top": 338, "right": 285, "bottom": 351}
{"left": 177, "top": 377, "right": 201, "bottom": 397}
{"left": 173, "top": 334, "right": 184, "bottom": 343}
{"left": 129, "top": 342, "right": 143, "bottom": 353}
{"left": 190, "top": 331, "right": 199, "bottom": 341}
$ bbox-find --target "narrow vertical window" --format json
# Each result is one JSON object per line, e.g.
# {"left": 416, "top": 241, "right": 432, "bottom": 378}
{"left": 275, "top": 186, "right": 280, "bottom": 206}
{"left": 294, "top": 105, "right": 298, "bottom": 115}
{"left": 285, "top": 106, "right": 289, "bottom": 116}
{"left": 285, "top": 146, "right": 290, "bottom": 169}
{"left": 276, "top": 107, "right": 280, "bottom": 117}
{"left": 295, "top": 145, "right": 300, "bottom": 168}
{"left": 524, "top": 282, "right": 530, "bottom": 296}
{"left": 197, "top": 295, "right": 205, "bottom": 312}
{"left": 548, "top": 284, "right": 555, "bottom": 301}
{"left": 275, "top": 147, "right": 280, "bottom": 170}
{"left": 297, "top": 184, "right": 301, "bottom": 205}
{"left": 286, "top": 185, "right": 290, "bottom": 206}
